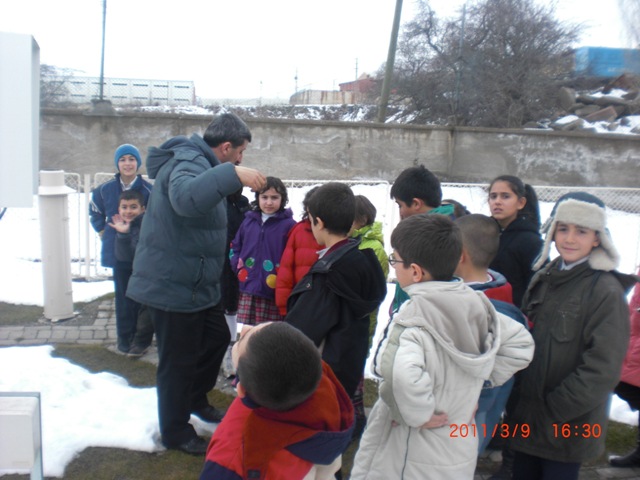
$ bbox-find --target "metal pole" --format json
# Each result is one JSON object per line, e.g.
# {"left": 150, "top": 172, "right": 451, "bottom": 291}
{"left": 377, "top": 0, "right": 403, "bottom": 123}
{"left": 99, "top": 0, "right": 106, "bottom": 101}
{"left": 84, "top": 174, "right": 92, "bottom": 280}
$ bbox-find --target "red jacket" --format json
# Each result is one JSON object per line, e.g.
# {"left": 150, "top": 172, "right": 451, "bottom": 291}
{"left": 482, "top": 277, "right": 514, "bottom": 304}
{"left": 620, "top": 268, "right": 640, "bottom": 387}
{"left": 275, "top": 219, "right": 321, "bottom": 316}
{"left": 200, "top": 362, "right": 354, "bottom": 480}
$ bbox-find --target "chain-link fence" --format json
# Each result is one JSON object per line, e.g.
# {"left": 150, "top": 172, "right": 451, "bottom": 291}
{"left": 440, "top": 182, "right": 640, "bottom": 273}
{"left": 44, "top": 76, "right": 196, "bottom": 107}
{"left": 283, "top": 179, "right": 388, "bottom": 189}
{"left": 441, "top": 183, "right": 640, "bottom": 214}
{"left": 65, "top": 174, "right": 640, "bottom": 281}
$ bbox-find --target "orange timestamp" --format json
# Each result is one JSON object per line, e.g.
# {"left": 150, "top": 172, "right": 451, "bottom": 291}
{"left": 552, "top": 423, "right": 602, "bottom": 438}
{"left": 449, "top": 423, "right": 531, "bottom": 439}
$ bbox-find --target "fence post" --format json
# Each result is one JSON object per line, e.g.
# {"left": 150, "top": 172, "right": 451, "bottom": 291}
{"left": 84, "top": 174, "right": 92, "bottom": 280}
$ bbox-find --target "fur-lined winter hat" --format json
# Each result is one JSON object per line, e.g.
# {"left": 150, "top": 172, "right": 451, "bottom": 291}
{"left": 533, "top": 191, "right": 620, "bottom": 271}
{"left": 114, "top": 144, "right": 142, "bottom": 170}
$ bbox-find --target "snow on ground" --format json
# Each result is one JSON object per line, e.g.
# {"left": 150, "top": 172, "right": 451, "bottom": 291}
{"left": 0, "top": 184, "right": 639, "bottom": 477}
{"left": 0, "top": 345, "right": 216, "bottom": 477}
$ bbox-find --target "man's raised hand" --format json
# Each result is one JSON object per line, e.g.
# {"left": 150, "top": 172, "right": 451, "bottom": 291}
{"left": 235, "top": 166, "right": 266, "bottom": 192}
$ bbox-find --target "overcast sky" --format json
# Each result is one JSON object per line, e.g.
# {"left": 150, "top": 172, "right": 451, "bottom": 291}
{"left": 0, "top": 0, "right": 630, "bottom": 100}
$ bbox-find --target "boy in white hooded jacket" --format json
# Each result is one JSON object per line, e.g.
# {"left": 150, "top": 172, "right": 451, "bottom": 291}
{"left": 352, "top": 214, "right": 532, "bottom": 480}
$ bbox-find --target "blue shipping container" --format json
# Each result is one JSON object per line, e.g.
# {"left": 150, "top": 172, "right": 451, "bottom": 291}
{"left": 574, "top": 47, "right": 640, "bottom": 78}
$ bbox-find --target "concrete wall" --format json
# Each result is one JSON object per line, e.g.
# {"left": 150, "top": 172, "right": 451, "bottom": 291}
{"left": 40, "top": 109, "right": 640, "bottom": 187}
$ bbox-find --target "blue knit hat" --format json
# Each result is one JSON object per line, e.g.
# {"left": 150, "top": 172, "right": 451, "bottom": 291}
{"left": 114, "top": 144, "right": 141, "bottom": 170}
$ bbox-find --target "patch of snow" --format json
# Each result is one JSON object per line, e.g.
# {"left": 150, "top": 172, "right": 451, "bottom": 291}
{"left": 554, "top": 114, "right": 581, "bottom": 125}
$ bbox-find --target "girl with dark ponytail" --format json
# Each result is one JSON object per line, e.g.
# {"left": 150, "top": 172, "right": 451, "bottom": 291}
{"left": 488, "top": 175, "right": 542, "bottom": 308}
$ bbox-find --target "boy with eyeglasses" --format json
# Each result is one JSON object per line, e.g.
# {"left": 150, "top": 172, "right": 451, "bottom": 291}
{"left": 352, "top": 214, "right": 511, "bottom": 479}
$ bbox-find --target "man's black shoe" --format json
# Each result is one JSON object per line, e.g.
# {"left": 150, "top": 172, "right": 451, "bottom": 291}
{"left": 610, "top": 449, "right": 640, "bottom": 468}
{"left": 191, "top": 406, "right": 225, "bottom": 423}
{"left": 166, "top": 436, "right": 208, "bottom": 455}
{"left": 127, "top": 344, "right": 149, "bottom": 358}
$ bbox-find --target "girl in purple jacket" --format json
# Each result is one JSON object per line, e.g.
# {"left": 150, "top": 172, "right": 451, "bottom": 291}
{"left": 230, "top": 177, "right": 296, "bottom": 325}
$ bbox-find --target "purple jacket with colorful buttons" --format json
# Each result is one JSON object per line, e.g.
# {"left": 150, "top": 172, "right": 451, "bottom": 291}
{"left": 230, "top": 208, "right": 296, "bottom": 300}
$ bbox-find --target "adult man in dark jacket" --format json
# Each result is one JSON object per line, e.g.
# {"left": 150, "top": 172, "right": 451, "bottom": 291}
{"left": 127, "top": 114, "right": 265, "bottom": 455}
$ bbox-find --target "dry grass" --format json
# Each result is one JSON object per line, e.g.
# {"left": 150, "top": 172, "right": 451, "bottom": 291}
{"left": 0, "top": 297, "right": 635, "bottom": 478}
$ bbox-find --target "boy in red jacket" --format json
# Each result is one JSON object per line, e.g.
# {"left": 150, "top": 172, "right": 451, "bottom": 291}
{"left": 200, "top": 321, "right": 354, "bottom": 480}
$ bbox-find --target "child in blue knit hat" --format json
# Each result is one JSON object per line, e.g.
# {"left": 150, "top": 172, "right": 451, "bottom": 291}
{"left": 89, "top": 144, "right": 153, "bottom": 353}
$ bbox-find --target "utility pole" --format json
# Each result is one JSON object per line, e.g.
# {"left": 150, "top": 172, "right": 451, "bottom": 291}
{"left": 453, "top": 3, "right": 467, "bottom": 121}
{"left": 90, "top": 0, "right": 114, "bottom": 114}
{"left": 99, "top": 0, "right": 106, "bottom": 101}
{"left": 377, "top": 0, "right": 403, "bottom": 123}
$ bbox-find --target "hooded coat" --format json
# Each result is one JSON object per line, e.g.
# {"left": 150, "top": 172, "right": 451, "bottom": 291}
{"left": 351, "top": 221, "right": 389, "bottom": 279}
{"left": 230, "top": 208, "right": 296, "bottom": 300}
{"left": 89, "top": 173, "right": 152, "bottom": 268}
{"left": 352, "top": 280, "right": 501, "bottom": 479}
{"left": 221, "top": 190, "right": 250, "bottom": 313}
{"left": 489, "top": 214, "right": 543, "bottom": 308}
{"left": 285, "top": 238, "right": 387, "bottom": 397}
{"left": 126, "top": 134, "right": 242, "bottom": 312}
{"left": 200, "top": 362, "right": 354, "bottom": 480}
{"left": 476, "top": 269, "right": 515, "bottom": 305}
{"left": 275, "top": 219, "right": 321, "bottom": 316}
{"left": 620, "top": 269, "right": 640, "bottom": 387}
{"left": 113, "top": 213, "right": 144, "bottom": 266}
{"left": 510, "top": 258, "right": 635, "bottom": 463}
{"left": 352, "top": 221, "right": 390, "bottom": 343}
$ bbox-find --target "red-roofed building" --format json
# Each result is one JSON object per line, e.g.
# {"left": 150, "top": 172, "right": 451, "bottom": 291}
{"left": 339, "top": 74, "right": 377, "bottom": 94}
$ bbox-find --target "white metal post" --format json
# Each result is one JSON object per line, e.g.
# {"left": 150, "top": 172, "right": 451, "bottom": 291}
{"left": 38, "top": 170, "right": 75, "bottom": 322}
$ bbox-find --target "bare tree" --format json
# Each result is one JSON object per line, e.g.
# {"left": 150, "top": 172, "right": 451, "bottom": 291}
{"left": 40, "top": 65, "right": 74, "bottom": 107}
{"left": 618, "top": 0, "right": 640, "bottom": 46}
{"left": 390, "top": 0, "right": 581, "bottom": 127}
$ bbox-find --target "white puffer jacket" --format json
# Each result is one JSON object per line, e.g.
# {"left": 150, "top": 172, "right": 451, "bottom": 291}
{"left": 352, "top": 280, "right": 501, "bottom": 480}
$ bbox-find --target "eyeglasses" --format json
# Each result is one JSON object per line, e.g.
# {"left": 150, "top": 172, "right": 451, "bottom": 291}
{"left": 388, "top": 253, "right": 402, "bottom": 266}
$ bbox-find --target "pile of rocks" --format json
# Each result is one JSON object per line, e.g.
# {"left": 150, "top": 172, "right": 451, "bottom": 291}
{"left": 533, "top": 75, "right": 640, "bottom": 134}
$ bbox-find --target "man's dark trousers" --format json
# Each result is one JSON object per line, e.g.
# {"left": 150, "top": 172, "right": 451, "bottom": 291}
{"left": 149, "top": 303, "right": 230, "bottom": 447}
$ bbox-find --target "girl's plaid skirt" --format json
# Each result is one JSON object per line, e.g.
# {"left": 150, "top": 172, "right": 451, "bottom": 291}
{"left": 237, "top": 292, "right": 283, "bottom": 325}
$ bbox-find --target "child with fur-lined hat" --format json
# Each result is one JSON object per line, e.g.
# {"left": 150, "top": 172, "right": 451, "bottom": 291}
{"left": 510, "top": 192, "right": 639, "bottom": 480}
